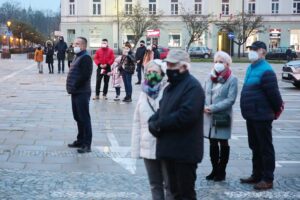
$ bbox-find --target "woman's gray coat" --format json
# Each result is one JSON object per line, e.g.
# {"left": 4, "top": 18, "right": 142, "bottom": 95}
{"left": 203, "top": 74, "right": 238, "bottom": 140}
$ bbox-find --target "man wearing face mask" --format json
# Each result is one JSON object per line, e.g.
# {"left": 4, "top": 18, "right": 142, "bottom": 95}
{"left": 240, "top": 41, "right": 284, "bottom": 190}
{"left": 93, "top": 39, "right": 115, "bottom": 100}
{"left": 152, "top": 44, "right": 160, "bottom": 59}
{"left": 66, "top": 37, "right": 93, "bottom": 154}
{"left": 135, "top": 40, "right": 147, "bottom": 85}
{"left": 148, "top": 49, "right": 205, "bottom": 199}
{"left": 55, "top": 36, "right": 68, "bottom": 74}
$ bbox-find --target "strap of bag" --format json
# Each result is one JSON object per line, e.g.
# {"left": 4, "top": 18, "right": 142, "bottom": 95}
{"left": 147, "top": 97, "right": 156, "bottom": 113}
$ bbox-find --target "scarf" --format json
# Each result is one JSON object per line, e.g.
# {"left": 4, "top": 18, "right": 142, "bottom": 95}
{"left": 142, "top": 81, "right": 162, "bottom": 99}
{"left": 210, "top": 68, "right": 232, "bottom": 83}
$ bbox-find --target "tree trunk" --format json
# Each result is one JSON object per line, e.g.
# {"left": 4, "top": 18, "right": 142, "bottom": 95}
{"left": 238, "top": 44, "right": 241, "bottom": 58}
{"left": 186, "top": 38, "right": 194, "bottom": 52}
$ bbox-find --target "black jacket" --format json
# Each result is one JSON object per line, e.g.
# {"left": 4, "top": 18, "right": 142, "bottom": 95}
{"left": 153, "top": 48, "right": 160, "bottom": 59}
{"left": 149, "top": 72, "right": 205, "bottom": 163}
{"left": 66, "top": 51, "right": 93, "bottom": 94}
{"left": 45, "top": 47, "right": 54, "bottom": 63}
{"left": 55, "top": 38, "right": 68, "bottom": 59}
{"left": 135, "top": 45, "right": 146, "bottom": 62}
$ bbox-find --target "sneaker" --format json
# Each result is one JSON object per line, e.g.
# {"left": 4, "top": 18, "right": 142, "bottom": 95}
{"left": 103, "top": 95, "right": 108, "bottom": 100}
{"left": 93, "top": 96, "right": 100, "bottom": 100}
{"left": 114, "top": 96, "right": 120, "bottom": 101}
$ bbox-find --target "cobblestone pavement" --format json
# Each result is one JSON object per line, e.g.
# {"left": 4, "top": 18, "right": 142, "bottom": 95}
{"left": 0, "top": 54, "right": 299, "bottom": 199}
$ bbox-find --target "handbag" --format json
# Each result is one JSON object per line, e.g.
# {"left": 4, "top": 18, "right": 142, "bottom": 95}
{"left": 212, "top": 113, "right": 230, "bottom": 127}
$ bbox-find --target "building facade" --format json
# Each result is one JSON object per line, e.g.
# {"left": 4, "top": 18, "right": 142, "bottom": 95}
{"left": 60, "top": 0, "right": 300, "bottom": 54}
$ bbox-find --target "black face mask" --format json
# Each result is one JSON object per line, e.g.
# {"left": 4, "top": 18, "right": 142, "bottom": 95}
{"left": 166, "top": 69, "right": 184, "bottom": 84}
{"left": 38, "top": 47, "right": 41, "bottom": 50}
{"left": 140, "top": 44, "right": 144, "bottom": 47}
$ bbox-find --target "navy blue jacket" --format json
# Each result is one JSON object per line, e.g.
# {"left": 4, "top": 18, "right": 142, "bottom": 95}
{"left": 66, "top": 51, "right": 93, "bottom": 94}
{"left": 240, "top": 59, "right": 283, "bottom": 121}
{"left": 55, "top": 39, "right": 68, "bottom": 59}
{"left": 149, "top": 72, "right": 205, "bottom": 163}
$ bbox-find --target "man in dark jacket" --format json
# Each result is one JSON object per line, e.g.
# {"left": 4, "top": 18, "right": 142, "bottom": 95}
{"left": 66, "top": 37, "right": 93, "bottom": 154}
{"left": 55, "top": 36, "right": 68, "bottom": 73}
{"left": 240, "top": 41, "right": 284, "bottom": 190}
{"left": 152, "top": 44, "right": 160, "bottom": 59}
{"left": 148, "top": 49, "right": 205, "bottom": 199}
{"left": 135, "top": 40, "right": 146, "bottom": 84}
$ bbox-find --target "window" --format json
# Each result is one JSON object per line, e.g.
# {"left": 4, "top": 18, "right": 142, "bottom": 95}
{"left": 248, "top": 0, "right": 255, "bottom": 14}
{"left": 195, "top": 0, "right": 202, "bottom": 15}
{"left": 149, "top": 0, "right": 156, "bottom": 15}
{"left": 125, "top": 0, "right": 133, "bottom": 15}
{"left": 171, "top": 0, "right": 178, "bottom": 15}
{"left": 168, "top": 34, "right": 181, "bottom": 47}
{"left": 67, "top": 29, "right": 76, "bottom": 43}
{"left": 293, "top": 0, "right": 300, "bottom": 14}
{"left": 271, "top": 0, "right": 279, "bottom": 14}
{"left": 69, "top": 0, "right": 75, "bottom": 15}
{"left": 93, "top": 0, "right": 101, "bottom": 15}
{"left": 221, "top": 0, "right": 229, "bottom": 15}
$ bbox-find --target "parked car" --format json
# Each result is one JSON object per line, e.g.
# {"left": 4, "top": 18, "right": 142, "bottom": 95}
{"left": 266, "top": 47, "right": 297, "bottom": 60}
{"left": 157, "top": 46, "right": 169, "bottom": 59}
{"left": 188, "top": 46, "right": 212, "bottom": 58}
{"left": 282, "top": 60, "right": 300, "bottom": 88}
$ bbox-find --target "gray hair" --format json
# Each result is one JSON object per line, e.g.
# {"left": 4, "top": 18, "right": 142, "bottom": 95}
{"left": 144, "top": 59, "right": 166, "bottom": 74}
{"left": 214, "top": 51, "right": 232, "bottom": 65}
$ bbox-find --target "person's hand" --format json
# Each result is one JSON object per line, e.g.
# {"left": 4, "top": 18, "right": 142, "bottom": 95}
{"left": 275, "top": 103, "right": 284, "bottom": 120}
{"left": 204, "top": 107, "right": 212, "bottom": 114}
{"left": 149, "top": 121, "right": 160, "bottom": 137}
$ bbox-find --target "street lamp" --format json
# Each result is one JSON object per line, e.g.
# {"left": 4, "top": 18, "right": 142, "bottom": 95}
{"left": 6, "top": 21, "right": 12, "bottom": 50}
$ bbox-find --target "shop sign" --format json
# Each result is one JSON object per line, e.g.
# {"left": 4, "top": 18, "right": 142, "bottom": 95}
{"left": 147, "top": 29, "right": 160, "bottom": 38}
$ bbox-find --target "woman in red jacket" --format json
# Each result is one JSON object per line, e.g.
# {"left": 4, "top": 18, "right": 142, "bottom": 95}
{"left": 93, "top": 39, "right": 115, "bottom": 100}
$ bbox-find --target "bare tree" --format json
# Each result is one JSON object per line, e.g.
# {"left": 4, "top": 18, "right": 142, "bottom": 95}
{"left": 181, "top": 7, "right": 211, "bottom": 51}
{"left": 121, "top": 3, "right": 162, "bottom": 49}
{"left": 216, "top": 12, "right": 265, "bottom": 58}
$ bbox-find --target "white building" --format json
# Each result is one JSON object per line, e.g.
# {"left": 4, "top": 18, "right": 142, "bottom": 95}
{"left": 60, "top": 0, "right": 300, "bottom": 54}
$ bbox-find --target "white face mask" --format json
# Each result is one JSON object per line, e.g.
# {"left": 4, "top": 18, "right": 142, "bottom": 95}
{"left": 74, "top": 46, "right": 81, "bottom": 54}
{"left": 214, "top": 63, "right": 225, "bottom": 73}
{"left": 248, "top": 50, "right": 259, "bottom": 62}
{"left": 101, "top": 43, "right": 108, "bottom": 48}
{"left": 123, "top": 49, "right": 129, "bottom": 55}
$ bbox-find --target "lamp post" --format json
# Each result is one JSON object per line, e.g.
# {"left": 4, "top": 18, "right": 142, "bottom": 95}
{"left": 6, "top": 21, "right": 12, "bottom": 50}
{"left": 117, "top": 0, "right": 121, "bottom": 55}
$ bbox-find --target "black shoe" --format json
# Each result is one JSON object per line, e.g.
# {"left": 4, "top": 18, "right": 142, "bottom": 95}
{"left": 135, "top": 82, "right": 141, "bottom": 85}
{"left": 123, "top": 97, "right": 132, "bottom": 102}
{"left": 122, "top": 96, "right": 128, "bottom": 101}
{"left": 240, "top": 176, "right": 261, "bottom": 184}
{"left": 77, "top": 146, "right": 91, "bottom": 153}
{"left": 68, "top": 141, "right": 82, "bottom": 148}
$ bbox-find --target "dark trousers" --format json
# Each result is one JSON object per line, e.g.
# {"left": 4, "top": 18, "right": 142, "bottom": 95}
{"left": 165, "top": 160, "right": 198, "bottom": 200}
{"left": 122, "top": 71, "right": 132, "bottom": 98}
{"left": 48, "top": 63, "right": 54, "bottom": 73}
{"left": 246, "top": 120, "right": 275, "bottom": 182}
{"left": 115, "top": 87, "right": 121, "bottom": 96}
{"left": 136, "top": 63, "right": 144, "bottom": 83}
{"left": 71, "top": 92, "right": 92, "bottom": 147}
{"left": 58, "top": 58, "right": 65, "bottom": 73}
{"left": 68, "top": 60, "right": 72, "bottom": 68}
{"left": 95, "top": 68, "right": 110, "bottom": 96}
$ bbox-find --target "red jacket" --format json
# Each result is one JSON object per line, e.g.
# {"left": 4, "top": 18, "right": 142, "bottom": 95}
{"left": 94, "top": 47, "right": 115, "bottom": 66}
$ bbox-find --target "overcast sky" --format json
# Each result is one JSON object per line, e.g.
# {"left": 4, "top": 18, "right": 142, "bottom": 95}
{"left": 0, "top": 0, "right": 60, "bottom": 12}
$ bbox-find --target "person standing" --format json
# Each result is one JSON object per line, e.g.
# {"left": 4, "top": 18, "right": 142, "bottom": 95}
{"left": 108, "top": 56, "right": 123, "bottom": 101}
{"left": 119, "top": 42, "right": 135, "bottom": 102}
{"left": 240, "top": 41, "right": 284, "bottom": 190}
{"left": 55, "top": 36, "right": 68, "bottom": 74}
{"left": 34, "top": 45, "right": 44, "bottom": 74}
{"left": 93, "top": 39, "right": 115, "bottom": 100}
{"left": 152, "top": 44, "right": 160, "bottom": 59}
{"left": 285, "top": 48, "right": 292, "bottom": 62}
{"left": 135, "top": 40, "right": 147, "bottom": 85}
{"left": 67, "top": 43, "right": 75, "bottom": 68}
{"left": 66, "top": 37, "right": 93, "bottom": 154}
{"left": 45, "top": 42, "right": 54, "bottom": 74}
{"left": 203, "top": 51, "right": 238, "bottom": 182}
{"left": 132, "top": 60, "right": 173, "bottom": 200}
{"left": 143, "top": 46, "right": 154, "bottom": 67}
{"left": 148, "top": 50, "right": 205, "bottom": 199}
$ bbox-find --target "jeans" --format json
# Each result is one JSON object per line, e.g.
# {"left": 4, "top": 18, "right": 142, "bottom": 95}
{"left": 37, "top": 62, "right": 43, "bottom": 73}
{"left": 122, "top": 71, "right": 132, "bottom": 98}
{"left": 58, "top": 58, "right": 65, "bottom": 73}
{"left": 246, "top": 120, "right": 275, "bottom": 182}
{"left": 144, "top": 159, "right": 174, "bottom": 200}
{"left": 95, "top": 68, "right": 110, "bottom": 96}
{"left": 136, "top": 63, "right": 144, "bottom": 83}
{"left": 48, "top": 63, "right": 54, "bottom": 73}
{"left": 71, "top": 92, "right": 92, "bottom": 147}
{"left": 164, "top": 160, "right": 198, "bottom": 200}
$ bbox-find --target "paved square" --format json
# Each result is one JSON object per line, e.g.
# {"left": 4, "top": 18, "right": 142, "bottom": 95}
{"left": 0, "top": 54, "right": 299, "bottom": 199}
